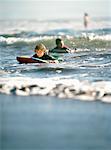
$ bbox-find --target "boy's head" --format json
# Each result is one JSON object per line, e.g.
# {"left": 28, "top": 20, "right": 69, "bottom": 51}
{"left": 56, "top": 38, "right": 64, "bottom": 48}
{"left": 34, "top": 43, "right": 47, "bottom": 57}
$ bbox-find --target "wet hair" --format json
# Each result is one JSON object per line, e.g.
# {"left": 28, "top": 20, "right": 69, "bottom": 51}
{"left": 35, "top": 43, "right": 47, "bottom": 52}
{"left": 56, "top": 38, "right": 63, "bottom": 45}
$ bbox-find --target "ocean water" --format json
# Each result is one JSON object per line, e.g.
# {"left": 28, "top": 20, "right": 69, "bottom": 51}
{"left": 0, "top": 19, "right": 111, "bottom": 101}
{"left": 0, "top": 18, "right": 111, "bottom": 149}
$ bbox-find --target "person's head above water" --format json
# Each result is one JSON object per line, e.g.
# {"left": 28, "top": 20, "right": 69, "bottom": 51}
{"left": 84, "top": 13, "right": 88, "bottom": 16}
{"left": 34, "top": 43, "right": 47, "bottom": 57}
{"left": 55, "top": 38, "right": 65, "bottom": 49}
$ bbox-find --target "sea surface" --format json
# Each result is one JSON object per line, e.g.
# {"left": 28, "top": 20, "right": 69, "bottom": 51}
{"left": 0, "top": 18, "right": 111, "bottom": 149}
{"left": 0, "top": 18, "right": 111, "bottom": 101}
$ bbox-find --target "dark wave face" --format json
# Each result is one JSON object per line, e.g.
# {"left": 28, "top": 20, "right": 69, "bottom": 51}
{"left": 0, "top": 28, "right": 111, "bottom": 47}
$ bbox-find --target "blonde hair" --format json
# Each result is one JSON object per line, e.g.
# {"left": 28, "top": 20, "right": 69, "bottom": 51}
{"left": 35, "top": 43, "right": 47, "bottom": 52}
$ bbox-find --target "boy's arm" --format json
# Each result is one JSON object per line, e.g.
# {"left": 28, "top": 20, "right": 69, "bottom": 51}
{"left": 47, "top": 55, "right": 57, "bottom": 60}
{"left": 66, "top": 47, "right": 77, "bottom": 53}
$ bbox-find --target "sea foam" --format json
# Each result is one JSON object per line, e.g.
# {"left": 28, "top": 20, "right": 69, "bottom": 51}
{"left": 0, "top": 77, "right": 111, "bottom": 103}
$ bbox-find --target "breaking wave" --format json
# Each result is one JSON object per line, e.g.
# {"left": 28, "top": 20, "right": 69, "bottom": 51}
{"left": 0, "top": 27, "right": 111, "bottom": 48}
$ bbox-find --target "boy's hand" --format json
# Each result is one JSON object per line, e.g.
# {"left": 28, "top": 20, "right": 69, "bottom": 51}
{"left": 49, "top": 60, "right": 59, "bottom": 63}
{"left": 69, "top": 49, "right": 77, "bottom": 53}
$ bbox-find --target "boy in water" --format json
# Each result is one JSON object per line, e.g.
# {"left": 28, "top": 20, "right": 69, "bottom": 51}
{"left": 50, "top": 38, "right": 76, "bottom": 53}
{"left": 50, "top": 38, "right": 71, "bottom": 53}
{"left": 32, "top": 43, "right": 58, "bottom": 63}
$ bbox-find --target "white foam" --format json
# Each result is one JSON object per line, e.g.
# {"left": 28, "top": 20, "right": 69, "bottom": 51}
{"left": 0, "top": 36, "right": 56, "bottom": 46}
{"left": 82, "top": 33, "right": 111, "bottom": 41}
{"left": 0, "top": 77, "right": 111, "bottom": 103}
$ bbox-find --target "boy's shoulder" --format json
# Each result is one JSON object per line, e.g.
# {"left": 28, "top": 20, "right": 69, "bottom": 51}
{"left": 32, "top": 54, "right": 37, "bottom": 58}
{"left": 50, "top": 46, "right": 69, "bottom": 53}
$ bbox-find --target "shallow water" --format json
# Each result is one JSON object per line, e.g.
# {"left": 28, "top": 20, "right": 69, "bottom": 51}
{"left": 1, "top": 94, "right": 111, "bottom": 150}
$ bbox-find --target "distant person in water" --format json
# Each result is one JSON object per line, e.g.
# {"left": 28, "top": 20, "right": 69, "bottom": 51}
{"left": 32, "top": 43, "right": 57, "bottom": 63}
{"left": 83, "top": 13, "right": 89, "bottom": 29}
{"left": 50, "top": 38, "right": 71, "bottom": 53}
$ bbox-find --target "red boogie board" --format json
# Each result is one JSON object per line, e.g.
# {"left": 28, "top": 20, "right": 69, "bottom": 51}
{"left": 16, "top": 55, "right": 62, "bottom": 64}
{"left": 16, "top": 56, "right": 41, "bottom": 63}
